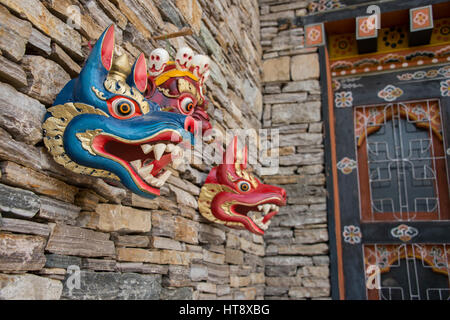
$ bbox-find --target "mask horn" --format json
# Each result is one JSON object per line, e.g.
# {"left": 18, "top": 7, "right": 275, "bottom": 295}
{"left": 241, "top": 145, "right": 248, "bottom": 169}
{"left": 78, "top": 25, "right": 115, "bottom": 90}
{"left": 224, "top": 136, "right": 241, "bottom": 165}
{"left": 127, "top": 53, "right": 147, "bottom": 93}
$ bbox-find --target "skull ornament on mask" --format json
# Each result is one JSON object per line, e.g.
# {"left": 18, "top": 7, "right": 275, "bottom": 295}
{"left": 191, "top": 54, "right": 210, "bottom": 79}
{"left": 175, "top": 47, "right": 194, "bottom": 70}
{"left": 146, "top": 47, "right": 212, "bottom": 136}
{"left": 148, "top": 48, "right": 170, "bottom": 77}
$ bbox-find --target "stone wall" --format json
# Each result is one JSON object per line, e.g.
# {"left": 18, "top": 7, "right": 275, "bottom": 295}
{"left": 259, "top": 0, "right": 331, "bottom": 299}
{"left": 0, "top": 0, "right": 266, "bottom": 300}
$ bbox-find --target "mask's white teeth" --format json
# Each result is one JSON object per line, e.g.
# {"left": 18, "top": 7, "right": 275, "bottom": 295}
{"left": 157, "top": 170, "right": 172, "bottom": 185}
{"left": 154, "top": 178, "right": 164, "bottom": 188}
{"left": 144, "top": 174, "right": 159, "bottom": 186}
{"left": 166, "top": 144, "right": 175, "bottom": 152}
{"left": 262, "top": 204, "right": 271, "bottom": 215}
{"left": 257, "top": 205, "right": 263, "bottom": 211}
{"left": 130, "top": 160, "right": 142, "bottom": 171}
{"left": 138, "top": 164, "right": 154, "bottom": 177}
{"left": 172, "top": 146, "right": 183, "bottom": 157}
{"left": 271, "top": 204, "right": 278, "bottom": 212}
{"left": 253, "top": 216, "right": 270, "bottom": 231}
{"left": 172, "top": 157, "right": 184, "bottom": 169}
{"left": 141, "top": 144, "right": 153, "bottom": 154}
{"left": 154, "top": 143, "right": 166, "bottom": 161}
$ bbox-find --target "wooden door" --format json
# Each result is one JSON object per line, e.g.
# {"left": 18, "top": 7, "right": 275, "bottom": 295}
{"left": 332, "top": 65, "right": 450, "bottom": 300}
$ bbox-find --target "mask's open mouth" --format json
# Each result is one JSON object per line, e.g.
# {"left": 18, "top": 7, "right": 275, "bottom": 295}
{"left": 91, "top": 130, "right": 187, "bottom": 196}
{"left": 226, "top": 198, "right": 283, "bottom": 232}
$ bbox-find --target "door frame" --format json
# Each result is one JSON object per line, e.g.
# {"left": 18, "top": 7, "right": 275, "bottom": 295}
{"left": 320, "top": 47, "right": 450, "bottom": 299}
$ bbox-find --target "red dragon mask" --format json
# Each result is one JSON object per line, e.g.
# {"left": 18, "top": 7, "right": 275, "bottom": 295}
{"left": 198, "top": 137, "right": 287, "bottom": 235}
{"left": 145, "top": 47, "right": 212, "bottom": 136}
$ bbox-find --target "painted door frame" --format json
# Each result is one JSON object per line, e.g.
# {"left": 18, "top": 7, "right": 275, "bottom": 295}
{"left": 310, "top": 2, "right": 450, "bottom": 298}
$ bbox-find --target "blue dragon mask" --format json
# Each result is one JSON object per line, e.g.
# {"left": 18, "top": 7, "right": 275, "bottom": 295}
{"left": 43, "top": 25, "right": 197, "bottom": 199}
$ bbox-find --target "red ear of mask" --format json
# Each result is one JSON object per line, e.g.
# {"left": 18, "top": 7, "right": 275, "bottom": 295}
{"left": 134, "top": 53, "right": 148, "bottom": 93}
{"left": 101, "top": 25, "right": 115, "bottom": 71}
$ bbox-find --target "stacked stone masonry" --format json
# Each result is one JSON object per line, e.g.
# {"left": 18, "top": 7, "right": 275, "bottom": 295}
{"left": 0, "top": 0, "right": 331, "bottom": 300}
{"left": 260, "top": 0, "right": 331, "bottom": 300}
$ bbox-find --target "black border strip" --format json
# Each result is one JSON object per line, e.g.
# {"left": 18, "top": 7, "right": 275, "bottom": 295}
{"left": 295, "top": 0, "right": 449, "bottom": 26}
{"left": 361, "top": 221, "right": 450, "bottom": 243}
{"left": 318, "top": 46, "right": 341, "bottom": 300}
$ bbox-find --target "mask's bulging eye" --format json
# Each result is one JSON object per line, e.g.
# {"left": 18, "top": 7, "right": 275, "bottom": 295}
{"left": 179, "top": 96, "right": 195, "bottom": 115}
{"left": 238, "top": 181, "right": 251, "bottom": 192}
{"left": 111, "top": 98, "right": 137, "bottom": 119}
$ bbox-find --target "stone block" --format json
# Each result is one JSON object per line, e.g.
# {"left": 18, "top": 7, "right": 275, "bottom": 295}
{"left": 61, "top": 271, "right": 161, "bottom": 300}
{"left": 0, "top": 273, "right": 62, "bottom": 300}
{"left": 294, "top": 228, "right": 329, "bottom": 244}
{"left": 277, "top": 243, "right": 329, "bottom": 256}
{"left": 272, "top": 101, "right": 321, "bottom": 125}
{"left": 28, "top": 27, "right": 51, "bottom": 55}
{"left": 0, "top": 218, "right": 50, "bottom": 237}
{"left": 225, "top": 248, "right": 244, "bottom": 265}
{"left": 174, "top": 216, "right": 198, "bottom": 244}
{"left": 81, "top": 258, "right": 116, "bottom": 271}
{"left": 190, "top": 263, "right": 208, "bottom": 281}
{"left": 169, "top": 184, "right": 198, "bottom": 209}
{"left": 0, "top": 0, "right": 83, "bottom": 59}
{"left": 175, "top": 0, "right": 202, "bottom": 33}
{"left": 0, "top": 55, "right": 27, "bottom": 88}
{"left": 262, "top": 56, "right": 290, "bottom": 82}
{"left": 0, "top": 162, "right": 78, "bottom": 203}
{"left": 0, "top": 82, "right": 46, "bottom": 145}
{"left": 0, "top": 182, "right": 40, "bottom": 218}
{"left": 0, "top": 4, "right": 32, "bottom": 62}
{"left": 265, "top": 265, "right": 297, "bottom": 277}
{"left": 39, "top": 196, "right": 81, "bottom": 223}
{"left": 45, "top": 253, "right": 82, "bottom": 269}
{"left": 160, "top": 250, "right": 190, "bottom": 265}
{"left": 160, "top": 287, "right": 193, "bottom": 300}
{"left": 0, "top": 232, "right": 46, "bottom": 271}
{"left": 116, "top": 248, "right": 160, "bottom": 264}
{"left": 291, "top": 54, "right": 320, "bottom": 81}
{"left": 46, "top": 224, "right": 115, "bottom": 258}
{"left": 21, "top": 55, "right": 71, "bottom": 105}
{"left": 198, "top": 223, "right": 225, "bottom": 245}
{"left": 151, "top": 210, "right": 175, "bottom": 238}
{"left": 92, "top": 204, "right": 152, "bottom": 233}
{"left": 163, "top": 265, "right": 191, "bottom": 287}
{"left": 149, "top": 236, "right": 183, "bottom": 251}
{"left": 113, "top": 235, "right": 150, "bottom": 248}
{"left": 203, "top": 249, "right": 225, "bottom": 265}
{"left": 288, "top": 286, "right": 330, "bottom": 299}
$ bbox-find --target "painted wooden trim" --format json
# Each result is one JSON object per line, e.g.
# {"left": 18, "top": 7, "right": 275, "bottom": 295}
{"left": 441, "top": 97, "right": 450, "bottom": 188}
{"left": 297, "top": 0, "right": 449, "bottom": 26}
{"left": 319, "top": 46, "right": 344, "bottom": 300}
{"left": 361, "top": 221, "right": 450, "bottom": 243}
{"left": 333, "top": 64, "right": 450, "bottom": 107}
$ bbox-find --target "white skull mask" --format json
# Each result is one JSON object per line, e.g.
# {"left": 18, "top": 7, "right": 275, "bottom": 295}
{"left": 175, "top": 47, "right": 194, "bottom": 70}
{"left": 148, "top": 48, "right": 169, "bottom": 76}
{"left": 191, "top": 55, "right": 210, "bottom": 80}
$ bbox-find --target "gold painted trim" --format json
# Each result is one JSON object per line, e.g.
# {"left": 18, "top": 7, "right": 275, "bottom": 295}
{"left": 42, "top": 102, "right": 118, "bottom": 180}
{"left": 154, "top": 69, "right": 198, "bottom": 86}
